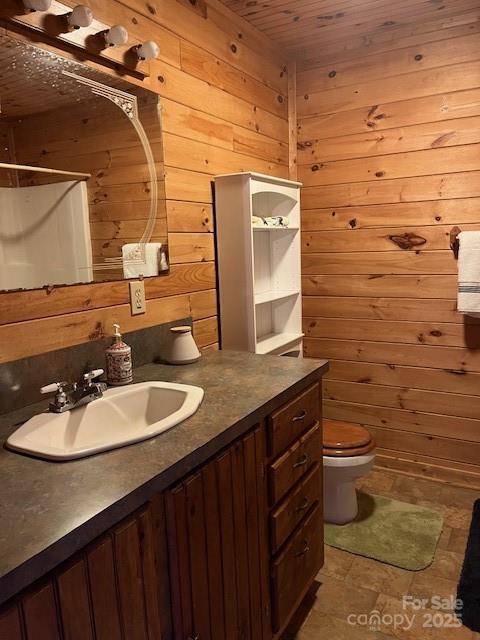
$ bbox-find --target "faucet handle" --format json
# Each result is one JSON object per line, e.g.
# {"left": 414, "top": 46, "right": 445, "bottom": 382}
{"left": 41, "top": 381, "right": 70, "bottom": 412}
{"left": 41, "top": 381, "right": 68, "bottom": 395}
{"left": 83, "top": 369, "right": 104, "bottom": 384}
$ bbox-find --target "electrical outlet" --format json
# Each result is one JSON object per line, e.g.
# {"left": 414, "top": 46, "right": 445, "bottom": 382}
{"left": 129, "top": 281, "right": 146, "bottom": 315}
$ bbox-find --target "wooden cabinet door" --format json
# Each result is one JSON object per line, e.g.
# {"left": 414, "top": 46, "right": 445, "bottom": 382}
{"left": 165, "top": 424, "right": 270, "bottom": 640}
{"left": 0, "top": 497, "right": 172, "bottom": 640}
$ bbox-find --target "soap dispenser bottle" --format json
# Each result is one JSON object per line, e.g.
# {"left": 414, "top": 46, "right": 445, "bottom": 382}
{"left": 105, "top": 324, "right": 133, "bottom": 386}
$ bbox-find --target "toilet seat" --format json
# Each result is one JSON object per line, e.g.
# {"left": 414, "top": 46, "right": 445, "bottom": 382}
{"left": 323, "top": 420, "right": 375, "bottom": 458}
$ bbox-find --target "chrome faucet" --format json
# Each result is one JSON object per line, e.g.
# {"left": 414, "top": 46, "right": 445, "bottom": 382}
{"left": 41, "top": 369, "right": 107, "bottom": 413}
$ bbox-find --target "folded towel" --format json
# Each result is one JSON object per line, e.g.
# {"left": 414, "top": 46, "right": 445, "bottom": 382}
{"left": 458, "top": 231, "right": 480, "bottom": 317}
{"left": 252, "top": 215, "right": 290, "bottom": 228}
{"left": 122, "top": 242, "right": 162, "bottom": 278}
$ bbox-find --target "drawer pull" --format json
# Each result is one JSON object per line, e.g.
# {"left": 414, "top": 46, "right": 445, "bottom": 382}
{"left": 292, "top": 409, "right": 307, "bottom": 423}
{"left": 295, "top": 539, "right": 310, "bottom": 557}
{"left": 293, "top": 453, "right": 309, "bottom": 469}
{"left": 296, "top": 497, "right": 310, "bottom": 513}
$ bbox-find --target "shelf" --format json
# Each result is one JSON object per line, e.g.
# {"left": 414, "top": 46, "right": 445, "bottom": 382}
{"left": 256, "top": 332, "right": 304, "bottom": 355}
{"left": 254, "top": 290, "right": 299, "bottom": 305}
{"left": 252, "top": 226, "right": 299, "bottom": 232}
{"left": 215, "top": 172, "right": 302, "bottom": 355}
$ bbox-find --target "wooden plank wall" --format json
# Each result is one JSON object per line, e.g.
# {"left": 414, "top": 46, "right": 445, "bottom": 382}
{"left": 297, "top": 7, "right": 480, "bottom": 480}
{"left": 0, "top": 0, "right": 289, "bottom": 364}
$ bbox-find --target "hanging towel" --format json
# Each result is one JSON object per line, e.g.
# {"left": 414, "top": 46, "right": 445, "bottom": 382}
{"left": 458, "top": 231, "right": 480, "bottom": 317}
{"left": 122, "top": 243, "right": 162, "bottom": 278}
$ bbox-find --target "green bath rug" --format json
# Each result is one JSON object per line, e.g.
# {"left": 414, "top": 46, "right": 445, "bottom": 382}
{"left": 324, "top": 492, "right": 444, "bottom": 571}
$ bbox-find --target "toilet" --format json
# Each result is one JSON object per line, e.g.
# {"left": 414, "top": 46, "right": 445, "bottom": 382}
{"left": 323, "top": 420, "right": 376, "bottom": 525}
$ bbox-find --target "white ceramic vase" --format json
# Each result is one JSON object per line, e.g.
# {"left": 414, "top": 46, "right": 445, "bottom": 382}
{"left": 164, "top": 326, "right": 201, "bottom": 365}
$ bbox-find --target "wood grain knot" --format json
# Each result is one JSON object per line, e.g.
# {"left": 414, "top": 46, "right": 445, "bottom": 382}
{"left": 388, "top": 233, "right": 427, "bottom": 250}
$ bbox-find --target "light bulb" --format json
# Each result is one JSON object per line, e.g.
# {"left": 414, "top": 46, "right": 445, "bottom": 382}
{"left": 67, "top": 5, "right": 93, "bottom": 29}
{"left": 23, "top": 0, "right": 52, "bottom": 10}
{"left": 105, "top": 25, "right": 128, "bottom": 46}
{"left": 136, "top": 41, "right": 160, "bottom": 61}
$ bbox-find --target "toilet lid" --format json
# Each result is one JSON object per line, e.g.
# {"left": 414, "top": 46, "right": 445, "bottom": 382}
{"left": 323, "top": 420, "right": 372, "bottom": 449}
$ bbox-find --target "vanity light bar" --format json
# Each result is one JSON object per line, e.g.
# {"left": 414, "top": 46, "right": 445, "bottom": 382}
{"left": 16, "top": 1, "right": 158, "bottom": 75}
{"left": 20, "top": 2, "right": 159, "bottom": 58}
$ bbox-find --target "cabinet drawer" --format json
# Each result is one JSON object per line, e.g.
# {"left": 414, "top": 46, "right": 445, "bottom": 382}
{"left": 268, "top": 384, "right": 320, "bottom": 458}
{"left": 270, "top": 463, "right": 322, "bottom": 554}
{"left": 268, "top": 422, "right": 321, "bottom": 505}
{"left": 271, "top": 505, "right": 323, "bottom": 633}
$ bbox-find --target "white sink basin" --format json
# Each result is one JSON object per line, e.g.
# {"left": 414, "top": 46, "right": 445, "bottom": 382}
{"left": 6, "top": 381, "right": 204, "bottom": 461}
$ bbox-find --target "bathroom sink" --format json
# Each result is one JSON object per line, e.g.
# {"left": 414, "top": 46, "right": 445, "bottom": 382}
{"left": 6, "top": 382, "right": 204, "bottom": 461}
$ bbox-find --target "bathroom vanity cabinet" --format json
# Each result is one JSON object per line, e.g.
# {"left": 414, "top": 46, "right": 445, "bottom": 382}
{"left": 0, "top": 355, "right": 326, "bottom": 640}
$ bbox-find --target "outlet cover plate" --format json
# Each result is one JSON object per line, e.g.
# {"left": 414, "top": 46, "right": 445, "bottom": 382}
{"left": 129, "top": 281, "right": 146, "bottom": 315}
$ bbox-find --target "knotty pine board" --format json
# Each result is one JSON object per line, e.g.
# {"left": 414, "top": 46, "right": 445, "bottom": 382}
{"left": 298, "top": 8, "right": 480, "bottom": 68}
{"left": 301, "top": 199, "right": 480, "bottom": 231}
{"left": 298, "top": 116, "right": 480, "bottom": 165}
{"left": 298, "top": 60, "right": 480, "bottom": 118}
{"left": 303, "top": 317, "right": 474, "bottom": 349}
{"left": 324, "top": 379, "right": 480, "bottom": 422}
{"left": 303, "top": 296, "right": 466, "bottom": 323}
{"left": 302, "top": 251, "right": 457, "bottom": 276}
{"left": 297, "top": 31, "right": 480, "bottom": 95}
{"left": 325, "top": 359, "right": 480, "bottom": 397}
{"left": 305, "top": 337, "right": 480, "bottom": 386}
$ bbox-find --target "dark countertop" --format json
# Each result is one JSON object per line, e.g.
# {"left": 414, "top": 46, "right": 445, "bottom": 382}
{"left": 0, "top": 350, "right": 328, "bottom": 606}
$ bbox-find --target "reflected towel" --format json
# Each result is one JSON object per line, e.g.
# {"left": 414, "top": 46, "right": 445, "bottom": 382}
{"left": 122, "top": 243, "right": 162, "bottom": 278}
{"left": 458, "top": 231, "right": 480, "bottom": 317}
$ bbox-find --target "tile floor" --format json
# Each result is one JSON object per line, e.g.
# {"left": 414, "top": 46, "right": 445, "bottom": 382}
{"left": 283, "top": 468, "right": 480, "bottom": 640}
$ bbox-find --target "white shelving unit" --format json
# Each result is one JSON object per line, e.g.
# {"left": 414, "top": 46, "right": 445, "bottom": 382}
{"left": 214, "top": 172, "right": 303, "bottom": 357}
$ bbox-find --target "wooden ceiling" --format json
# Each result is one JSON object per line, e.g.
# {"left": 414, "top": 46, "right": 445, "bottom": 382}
{"left": 220, "top": 0, "right": 472, "bottom": 52}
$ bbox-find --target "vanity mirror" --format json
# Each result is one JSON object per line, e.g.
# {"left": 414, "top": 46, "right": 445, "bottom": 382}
{"left": 0, "top": 32, "right": 167, "bottom": 293}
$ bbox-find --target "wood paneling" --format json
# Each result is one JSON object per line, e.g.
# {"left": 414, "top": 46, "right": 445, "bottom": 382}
{"left": 297, "top": 8, "right": 480, "bottom": 475}
{"left": 219, "top": 0, "right": 480, "bottom": 52}
{"left": 0, "top": 0, "right": 289, "bottom": 362}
